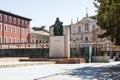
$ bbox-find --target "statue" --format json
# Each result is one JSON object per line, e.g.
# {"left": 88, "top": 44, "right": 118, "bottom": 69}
{"left": 53, "top": 17, "right": 63, "bottom": 36}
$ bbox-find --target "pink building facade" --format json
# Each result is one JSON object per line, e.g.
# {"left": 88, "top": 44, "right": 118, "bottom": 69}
{"left": 0, "top": 10, "right": 31, "bottom": 43}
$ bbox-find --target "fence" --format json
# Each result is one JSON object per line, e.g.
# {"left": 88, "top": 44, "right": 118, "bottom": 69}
{"left": 70, "top": 42, "right": 120, "bottom": 62}
{"left": 0, "top": 43, "right": 49, "bottom": 58}
{"left": 0, "top": 42, "right": 120, "bottom": 59}
{"left": 0, "top": 43, "right": 49, "bottom": 49}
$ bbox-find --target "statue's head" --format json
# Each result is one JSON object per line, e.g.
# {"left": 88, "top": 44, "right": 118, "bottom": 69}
{"left": 56, "top": 17, "right": 59, "bottom": 21}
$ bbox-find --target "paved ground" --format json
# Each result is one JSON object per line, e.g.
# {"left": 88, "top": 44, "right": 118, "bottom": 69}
{"left": 0, "top": 62, "right": 120, "bottom": 80}
{"left": 35, "top": 62, "right": 120, "bottom": 80}
{"left": 0, "top": 62, "right": 55, "bottom": 68}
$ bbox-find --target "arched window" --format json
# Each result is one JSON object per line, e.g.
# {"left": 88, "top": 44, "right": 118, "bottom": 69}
{"left": 78, "top": 26, "right": 81, "bottom": 33}
{"left": 93, "top": 25, "right": 95, "bottom": 30}
{"left": 85, "top": 37, "right": 88, "bottom": 42}
{"left": 36, "top": 40, "right": 38, "bottom": 43}
{"left": 85, "top": 23, "right": 89, "bottom": 32}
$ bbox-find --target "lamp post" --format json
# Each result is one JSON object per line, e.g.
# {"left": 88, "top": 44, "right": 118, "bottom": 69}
{"left": 95, "top": 41, "right": 97, "bottom": 56}
{"left": 105, "top": 41, "right": 108, "bottom": 56}
{"left": 42, "top": 43, "right": 44, "bottom": 57}
{"left": 73, "top": 40, "right": 77, "bottom": 58}
{"left": 79, "top": 43, "right": 81, "bottom": 58}
{"left": 99, "top": 43, "right": 100, "bottom": 55}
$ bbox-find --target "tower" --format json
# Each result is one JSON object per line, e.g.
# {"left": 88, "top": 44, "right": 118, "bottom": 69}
{"left": 71, "top": 18, "right": 73, "bottom": 24}
{"left": 86, "top": 8, "right": 88, "bottom": 17}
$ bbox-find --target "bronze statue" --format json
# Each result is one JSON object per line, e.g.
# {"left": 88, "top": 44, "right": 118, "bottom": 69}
{"left": 53, "top": 17, "right": 63, "bottom": 36}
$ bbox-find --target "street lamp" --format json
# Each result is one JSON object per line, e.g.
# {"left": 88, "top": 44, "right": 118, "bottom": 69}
{"left": 73, "top": 40, "right": 77, "bottom": 58}
{"left": 105, "top": 41, "right": 109, "bottom": 56}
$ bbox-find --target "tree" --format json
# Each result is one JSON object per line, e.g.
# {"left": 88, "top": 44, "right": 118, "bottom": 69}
{"left": 94, "top": 0, "right": 120, "bottom": 45}
{"left": 32, "top": 26, "right": 46, "bottom": 31}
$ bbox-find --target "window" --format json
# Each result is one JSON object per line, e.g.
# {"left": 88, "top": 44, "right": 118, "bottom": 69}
{"left": 17, "top": 39, "right": 20, "bottom": 43}
{"left": 39, "top": 40, "right": 41, "bottom": 43}
{"left": 4, "top": 24, "right": 7, "bottom": 31}
{"left": 85, "top": 37, "right": 88, "bottom": 42}
{"left": 9, "top": 16, "right": 12, "bottom": 23}
{"left": 9, "top": 25, "right": 12, "bottom": 32}
{"left": 76, "top": 38, "right": 79, "bottom": 41}
{"left": 18, "top": 28, "right": 20, "bottom": 34}
{"left": 13, "top": 38, "right": 16, "bottom": 43}
{"left": 32, "top": 39, "right": 34, "bottom": 43}
{"left": 25, "top": 39, "right": 28, "bottom": 43}
{"left": 21, "top": 28, "right": 24, "bottom": 34}
{"left": 0, "top": 36, "right": 2, "bottom": 43}
{"left": 25, "top": 21, "right": 28, "bottom": 26}
{"left": 21, "top": 20, "right": 24, "bottom": 26}
{"left": 4, "top": 15, "right": 7, "bottom": 22}
{"left": 0, "top": 23, "right": 2, "bottom": 31}
{"left": 13, "top": 18, "right": 16, "bottom": 24}
{"left": 18, "top": 19, "right": 20, "bottom": 25}
{"left": 13, "top": 26, "right": 16, "bottom": 33}
{"left": 8, "top": 37, "right": 12, "bottom": 43}
{"left": 81, "top": 37, "right": 83, "bottom": 40}
{"left": 36, "top": 40, "right": 38, "bottom": 43}
{"left": 4, "top": 37, "right": 7, "bottom": 43}
{"left": 78, "top": 26, "right": 81, "bottom": 33}
{"left": 22, "top": 39, "right": 24, "bottom": 43}
{"left": 93, "top": 25, "right": 95, "bottom": 30}
{"left": 0, "top": 14, "right": 2, "bottom": 21}
{"left": 85, "top": 23, "right": 89, "bottom": 32}
{"left": 25, "top": 29, "right": 28, "bottom": 34}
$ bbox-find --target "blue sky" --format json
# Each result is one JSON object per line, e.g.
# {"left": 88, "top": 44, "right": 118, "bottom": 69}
{"left": 0, "top": 0, "right": 96, "bottom": 30}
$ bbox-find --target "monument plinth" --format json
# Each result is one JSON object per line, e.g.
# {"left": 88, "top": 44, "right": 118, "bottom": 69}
{"left": 49, "top": 17, "right": 70, "bottom": 58}
{"left": 49, "top": 36, "right": 65, "bottom": 57}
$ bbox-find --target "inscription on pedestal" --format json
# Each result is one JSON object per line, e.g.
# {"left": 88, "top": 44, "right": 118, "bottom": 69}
{"left": 49, "top": 36, "right": 65, "bottom": 57}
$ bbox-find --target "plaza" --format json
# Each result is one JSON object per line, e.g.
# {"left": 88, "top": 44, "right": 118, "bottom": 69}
{"left": 0, "top": 61, "right": 120, "bottom": 80}
{"left": 0, "top": 0, "right": 120, "bottom": 80}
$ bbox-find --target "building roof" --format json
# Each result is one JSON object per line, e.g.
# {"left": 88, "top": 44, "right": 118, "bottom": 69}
{"left": 77, "top": 17, "right": 96, "bottom": 24}
{"left": 30, "top": 30, "right": 49, "bottom": 36}
{"left": 0, "top": 9, "right": 32, "bottom": 21}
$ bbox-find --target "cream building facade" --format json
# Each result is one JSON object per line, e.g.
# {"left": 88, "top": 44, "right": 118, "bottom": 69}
{"left": 70, "top": 15, "right": 120, "bottom": 61}
{"left": 70, "top": 16, "right": 104, "bottom": 48}
{"left": 30, "top": 30, "right": 49, "bottom": 48}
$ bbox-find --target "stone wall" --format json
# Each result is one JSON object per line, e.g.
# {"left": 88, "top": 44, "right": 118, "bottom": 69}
{"left": 92, "top": 56, "right": 110, "bottom": 62}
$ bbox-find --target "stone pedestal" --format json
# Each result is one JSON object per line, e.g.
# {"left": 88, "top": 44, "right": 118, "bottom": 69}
{"left": 49, "top": 36, "right": 65, "bottom": 57}
{"left": 49, "top": 25, "right": 70, "bottom": 58}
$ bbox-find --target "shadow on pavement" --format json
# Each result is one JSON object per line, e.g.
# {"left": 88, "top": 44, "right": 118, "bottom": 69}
{"left": 64, "top": 64, "right": 120, "bottom": 80}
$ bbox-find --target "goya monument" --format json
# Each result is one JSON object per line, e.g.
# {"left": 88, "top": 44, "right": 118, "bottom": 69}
{"left": 49, "top": 17, "right": 70, "bottom": 58}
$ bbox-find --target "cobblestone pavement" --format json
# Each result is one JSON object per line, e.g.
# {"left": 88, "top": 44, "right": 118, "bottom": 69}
{"left": 36, "top": 62, "right": 120, "bottom": 80}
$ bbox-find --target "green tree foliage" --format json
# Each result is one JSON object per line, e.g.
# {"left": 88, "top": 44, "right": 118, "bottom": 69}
{"left": 94, "top": 0, "right": 120, "bottom": 45}
{"left": 32, "top": 26, "right": 46, "bottom": 31}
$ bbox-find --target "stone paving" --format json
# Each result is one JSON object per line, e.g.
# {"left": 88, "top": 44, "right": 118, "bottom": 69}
{"left": 0, "top": 62, "right": 55, "bottom": 68}
{"left": 0, "top": 62, "right": 120, "bottom": 80}
{"left": 36, "top": 62, "right": 120, "bottom": 80}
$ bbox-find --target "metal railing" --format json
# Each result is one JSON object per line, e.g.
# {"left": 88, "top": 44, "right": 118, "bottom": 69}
{"left": 0, "top": 43, "right": 49, "bottom": 49}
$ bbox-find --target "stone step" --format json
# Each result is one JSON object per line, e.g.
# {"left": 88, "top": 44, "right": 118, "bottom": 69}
{"left": 20, "top": 58, "right": 86, "bottom": 64}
